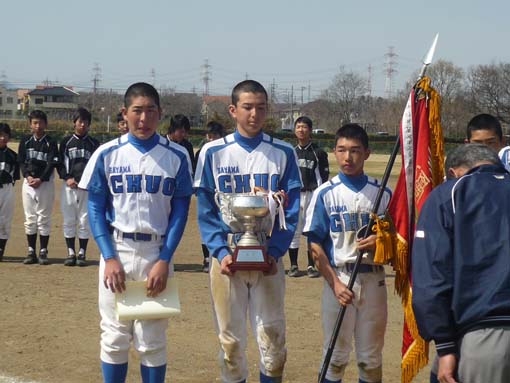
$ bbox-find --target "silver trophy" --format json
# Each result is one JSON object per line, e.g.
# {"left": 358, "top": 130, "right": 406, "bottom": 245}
{"left": 215, "top": 192, "right": 271, "bottom": 271}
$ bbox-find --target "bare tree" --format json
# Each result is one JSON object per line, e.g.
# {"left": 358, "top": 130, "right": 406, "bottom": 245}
{"left": 468, "top": 62, "right": 510, "bottom": 123}
{"left": 322, "top": 67, "right": 368, "bottom": 124}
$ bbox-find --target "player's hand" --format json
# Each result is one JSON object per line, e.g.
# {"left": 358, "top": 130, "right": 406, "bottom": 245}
{"left": 220, "top": 255, "right": 234, "bottom": 276}
{"left": 66, "top": 178, "right": 78, "bottom": 189}
{"left": 103, "top": 258, "right": 126, "bottom": 293}
{"left": 356, "top": 234, "right": 377, "bottom": 252}
{"left": 333, "top": 280, "right": 354, "bottom": 306}
{"left": 27, "top": 177, "right": 42, "bottom": 188}
{"left": 263, "top": 255, "right": 278, "bottom": 276}
{"left": 438, "top": 354, "right": 458, "bottom": 383}
{"left": 146, "top": 260, "right": 169, "bottom": 297}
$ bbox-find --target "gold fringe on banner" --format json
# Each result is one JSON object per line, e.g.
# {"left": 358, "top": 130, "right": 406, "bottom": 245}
{"left": 392, "top": 235, "right": 410, "bottom": 300}
{"left": 401, "top": 288, "right": 429, "bottom": 383}
{"left": 371, "top": 213, "right": 396, "bottom": 265}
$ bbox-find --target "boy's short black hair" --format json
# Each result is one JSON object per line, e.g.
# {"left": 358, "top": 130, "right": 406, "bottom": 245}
{"left": 231, "top": 80, "right": 268, "bottom": 105}
{"left": 116, "top": 111, "right": 124, "bottom": 123}
{"left": 28, "top": 110, "right": 48, "bottom": 124}
{"left": 124, "top": 82, "right": 160, "bottom": 108}
{"left": 294, "top": 116, "right": 313, "bottom": 130}
{"left": 0, "top": 122, "right": 11, "bottom": 137}
{"left": 335, "top": 123, "right": 369, "bottom": 149}
{"left": 168, "top": 114, "right": 191, "bottom": 134}
{"left": 466, "top": 113, "right": 502, "bottom": 141}
{"left": 206, "top": 121, "right": 225, "bottom": 137}
{"left": 72, "top": 107, "right": 92, "bottom": 124}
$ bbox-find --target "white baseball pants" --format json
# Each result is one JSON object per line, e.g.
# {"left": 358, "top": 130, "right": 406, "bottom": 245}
{"left": 99, "top": 235, "right": 174, "bottom": 367}
{"left": 0, "top": 184, "right": 15, "bottom": 239}
{"left": 321, "top": 269, "right": 387, "bottom": 382}
{"left": 289, "top": 191, "right": 313, "bottom": 249}
{"left": 61, "top": 184, "right": 90, "bottom": 238}
{"left": 22, "top": 178, "right": 55, "bottom": 236}
{"left": 210, "top": 257, "right": 287, "bottom": 383}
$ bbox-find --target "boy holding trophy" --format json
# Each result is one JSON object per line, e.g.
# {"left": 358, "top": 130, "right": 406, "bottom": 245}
{"left": 194, "top": 80, "right": 302, "bottom": 383}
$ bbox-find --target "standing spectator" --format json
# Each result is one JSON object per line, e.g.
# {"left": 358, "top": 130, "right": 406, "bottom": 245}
{"left": 18, "top": 110, "right": 59, "bottom": 265}
{"left": 58, "top": 107, "right": 100, "bottom": 266}
{"left": 287, "top": 116, "right": 329, "bottom": 278}
{"left": 116, "top": 111, "right": 128, "bottom": 134}
{"left": 0, "top": 123, "right": 20, "bottom": 261}
{"left": 194, "top": 120, "right": 225, "bottom": 273}
{"left": 167, "top": 114, "right": 195, "bottom": 173}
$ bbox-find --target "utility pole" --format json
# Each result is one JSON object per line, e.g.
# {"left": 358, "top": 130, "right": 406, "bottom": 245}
{"left": 290, "top": 85, "right": 294, "bottom": 124}
{"left": 201, "top": 59, "right": 211, "bottom": 96}
{"left": 245, "top": 72, "right": 249, "bottom": 80}
{"left": 308, "top": 83, "right": 311, "bottom": 103}
{"left": 384, "top": 46, "right": 398, "bottom": 99}
{"left": 91, "top": 62, "right": 102, "bottom": 111}
{"left": 300, "top": 86, "right": 306, "bottom": 104}
{"left": 0, "top": 71, "right": 7, "bottom": 87}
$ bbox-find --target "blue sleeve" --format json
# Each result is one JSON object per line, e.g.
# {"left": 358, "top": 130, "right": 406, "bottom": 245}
{"left": 172, "top": 151, "right": 194, "bottom": 198}
{"left": 411, "top": 189, "right": 457, "bottom": 356}
{"left": 267, "top": 188, "right": 300, "bottom": 259}
{"left": 196, "top": 188, "right": 231, "bottom": 262}
{"left": 86, "top": 151, "right": 116, "bottom": 260}
{"left": 88, "top": 190, "right": 115, "bottom": 260}
{"left": 159, "top": 195, "right": 191, "bottom": 262}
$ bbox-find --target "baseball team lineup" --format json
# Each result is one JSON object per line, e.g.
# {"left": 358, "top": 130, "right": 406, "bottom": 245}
{"left": 1, "top": 79, "right": 510, "bottom": 383}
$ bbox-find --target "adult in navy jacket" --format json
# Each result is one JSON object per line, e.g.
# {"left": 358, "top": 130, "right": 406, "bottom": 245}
{"left": 412, "top": 144, "right": 510, "bottom": 383}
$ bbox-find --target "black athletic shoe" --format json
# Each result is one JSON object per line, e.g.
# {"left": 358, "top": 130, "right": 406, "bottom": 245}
{"left": 288, "top": 265, "right": 299, "bottom": 277}
{"left": 64, "top": 255, "right": 76, "bottom": 266}
{"left": 76, "top": 251, "right": 87, "bottom": 267}
{"left": 38, "top": 249, "right": 49, "bottom": 265}
{"left": 23, "top": 249, "right": 37, "bottom": 265}
{"left": 0, "top": 249, "right": 4, "bottom": 262}
{"left": 307, "top": 266, "right": 320, "bottom": 278}
{"left": 202, "top": 257, "right": 210, "bottom": 273}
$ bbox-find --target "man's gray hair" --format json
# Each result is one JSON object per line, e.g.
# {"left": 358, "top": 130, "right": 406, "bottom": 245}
{"left": 445, "top": 143, "right": 500, "bottom": 179}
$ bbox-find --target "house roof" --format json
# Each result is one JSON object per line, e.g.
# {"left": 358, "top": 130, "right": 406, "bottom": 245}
{"left": 28, "top": 86, "right": 79, "bottom": 97}
{"left": 203, "top": 95, "right": 230, "bottom": 105}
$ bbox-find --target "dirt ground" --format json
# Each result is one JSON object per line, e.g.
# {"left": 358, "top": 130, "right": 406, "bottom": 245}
{"left": 0, "top": 152, "right": 432, "bottom": 383}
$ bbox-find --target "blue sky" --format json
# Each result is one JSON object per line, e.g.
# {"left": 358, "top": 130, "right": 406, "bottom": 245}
{"left": 2, "top": 0, "right": 508, "bottom": 98}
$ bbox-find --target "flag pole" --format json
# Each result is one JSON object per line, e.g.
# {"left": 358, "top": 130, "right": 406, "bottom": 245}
{"left": 317, "top": 33, "right": 439, "bottom": 383}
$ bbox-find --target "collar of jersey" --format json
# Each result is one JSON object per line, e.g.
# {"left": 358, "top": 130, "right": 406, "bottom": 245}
{"left": 234, "top": 130, "right": 263, "bottom": 153}
{"left": 339, "top": 172, "right": 368, "bottom": 192}
{"left": 128, "top": 133, "right": 159, "bottom": 154}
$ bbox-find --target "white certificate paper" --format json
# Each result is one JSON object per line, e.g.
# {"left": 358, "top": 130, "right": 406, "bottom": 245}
{"left": 115, "top": 278, "right": 181, "bottom": 320}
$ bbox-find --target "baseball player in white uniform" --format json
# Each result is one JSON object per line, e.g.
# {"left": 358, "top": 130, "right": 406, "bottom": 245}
{"left": 0, "top": 123, "right": 20, "bottom": 261}
{"left": 79, "top": 83, "right": 193, "bottom": 383}
{"left": 194, "top": 80, "right": 302, "bottom": 383}
{"left": 18, "top": 110, "right": 60, "bottom": 265}
{"left": 304, "top": 124, "right": 391, "bottom": 383}
{"left": 59, "top": 107, "right": 100, "bottom": 266}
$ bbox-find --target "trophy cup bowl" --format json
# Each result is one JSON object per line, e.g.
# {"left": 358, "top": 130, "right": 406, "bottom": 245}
{"left": 228, "top": 193, "right": 271, "bottom": 271}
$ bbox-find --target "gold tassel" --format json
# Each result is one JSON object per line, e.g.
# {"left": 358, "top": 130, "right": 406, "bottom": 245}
{"left": 415, "top": 77, "right": 445, "bottom": 186}
{"left": 371, "top": 213, "right": 396, "bottom": 265}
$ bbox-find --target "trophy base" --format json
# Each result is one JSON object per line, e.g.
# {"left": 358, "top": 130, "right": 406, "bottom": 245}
{"left": 230, "top": 246, "right": 271, "bottom": 272}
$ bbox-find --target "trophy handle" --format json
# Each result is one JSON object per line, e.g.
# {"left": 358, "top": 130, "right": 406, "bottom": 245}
{"left": 214, "top": 191, "right": 223, "bottom": 209}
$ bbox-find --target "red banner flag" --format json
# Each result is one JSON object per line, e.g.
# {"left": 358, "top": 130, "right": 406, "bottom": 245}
{"left": 388, "top": 77, "right": 444, "bottom": 383}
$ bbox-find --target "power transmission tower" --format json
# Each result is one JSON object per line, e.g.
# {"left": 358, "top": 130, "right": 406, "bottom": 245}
{"left": 201, "top": 59, "right": 211, "bottom": 96}
{"left": 367, "top": 64, "right": 373, "bottom": 97}
{"left": 150, "top": 68, "right": 156, "bottom": 86}
{"left": 91, "top": 63, "right": 102, "bottom": 110}
{"left": 384, "top": 46, "right": 398, "bottom": 98}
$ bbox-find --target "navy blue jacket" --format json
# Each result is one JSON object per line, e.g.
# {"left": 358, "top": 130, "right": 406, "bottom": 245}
{"left": 412, "top": 164, "right": 510, "bottom": 356}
